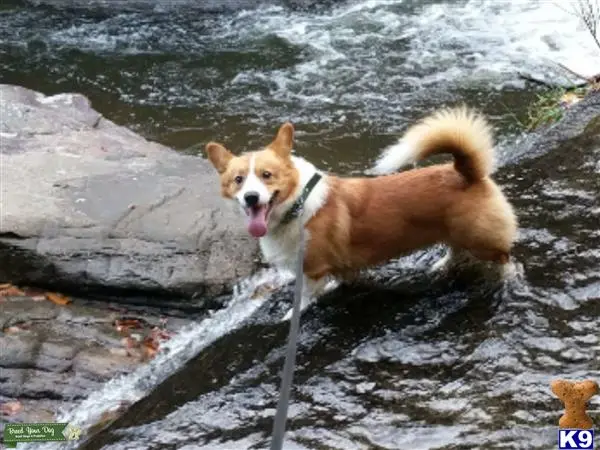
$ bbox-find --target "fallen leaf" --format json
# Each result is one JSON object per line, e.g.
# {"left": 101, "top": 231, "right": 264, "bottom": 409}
{"left": 143, "top": 336, "right": 159, "bottom": 350}
{"left": 141, "top": 335, "right": 160, "bottom": 360}
{"left": 0, "top": 284, "right": 26, "bottom": 297}
{"left": 143, "top": 345, "right": 158, "bottom": 359}
{"left": 114, "top": 318, "right": 143, "bottom": 333}
{"left": 0, "top": 401, "right": 23, "bottom": 416}
{"left": 45, "top": 292, "right": 71, "bottom": 306}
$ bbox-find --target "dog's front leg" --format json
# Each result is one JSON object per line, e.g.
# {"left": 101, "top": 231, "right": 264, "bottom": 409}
{"left": 281, "top": 275, "right": 328, "bottom": 322}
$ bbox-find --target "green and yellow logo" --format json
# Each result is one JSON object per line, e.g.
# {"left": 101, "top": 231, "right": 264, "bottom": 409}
{"left": 3, "top": 423, "right": 81, "bottom": 448}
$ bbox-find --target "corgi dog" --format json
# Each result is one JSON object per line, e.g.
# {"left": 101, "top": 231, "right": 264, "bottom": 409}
{"left": 205, "top": 107, "right": 517, "bottom": 320}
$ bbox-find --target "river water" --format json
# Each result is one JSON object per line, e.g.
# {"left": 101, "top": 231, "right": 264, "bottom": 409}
{"left": 2, "top": 0, "right": 600, "bottom": 449}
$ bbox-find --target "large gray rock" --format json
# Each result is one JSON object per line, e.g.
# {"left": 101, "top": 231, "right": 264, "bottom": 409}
{"left": 0, "top": 84, "right": 259, "bottom": 303}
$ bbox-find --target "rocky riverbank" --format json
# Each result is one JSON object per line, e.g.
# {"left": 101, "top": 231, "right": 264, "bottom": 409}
{"left": 0, "top": 84, "right": 260, "bottom": 303}
{"left": 0, "top": 287, "right": 192, "bottom": 424}
{"left": 0, "top": 83, "right": 261, "bottom": 426}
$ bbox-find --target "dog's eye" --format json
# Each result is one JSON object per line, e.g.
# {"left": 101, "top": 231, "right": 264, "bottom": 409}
{"left": 234, "top": 175, "right": 244, "bottom": 184}
{"left": 262, "top": 171, "right": 272, "bottom": 179}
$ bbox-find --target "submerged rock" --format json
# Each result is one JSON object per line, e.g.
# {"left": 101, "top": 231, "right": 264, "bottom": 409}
{"left": 0, "top": 84, "right": 259, "bottom": 304}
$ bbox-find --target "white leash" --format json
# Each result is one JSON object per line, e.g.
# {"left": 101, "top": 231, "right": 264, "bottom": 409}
{"left": 269, "top": 219, "right": 306, "bottom": 450}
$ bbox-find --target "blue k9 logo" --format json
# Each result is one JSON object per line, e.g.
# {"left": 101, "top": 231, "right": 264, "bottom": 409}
{"left": 558, "top": 429, "right": 595, "bottom": 449}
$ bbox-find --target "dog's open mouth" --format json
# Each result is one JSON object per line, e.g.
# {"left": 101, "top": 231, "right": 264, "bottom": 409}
{"left": 245, "top": 192, "right": 278, "bottom": 238}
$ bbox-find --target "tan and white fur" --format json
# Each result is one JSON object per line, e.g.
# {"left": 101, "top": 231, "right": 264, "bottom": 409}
{"left": 205, "top": 107, "right": 518, "bottom": 320}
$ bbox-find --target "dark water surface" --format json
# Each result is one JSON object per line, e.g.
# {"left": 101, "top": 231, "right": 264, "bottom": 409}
{"left": 2, "top": 0, "right": 600, "bottom": 449}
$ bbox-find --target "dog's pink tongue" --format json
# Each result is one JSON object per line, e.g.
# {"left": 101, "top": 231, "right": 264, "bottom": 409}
{"left": 247, "top": 206, "right": 268, "bottom": 238}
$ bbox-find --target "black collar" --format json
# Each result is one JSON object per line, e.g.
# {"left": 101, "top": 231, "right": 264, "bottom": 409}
{"left": 279, "top": 172, "right": 322, "bottom": 226}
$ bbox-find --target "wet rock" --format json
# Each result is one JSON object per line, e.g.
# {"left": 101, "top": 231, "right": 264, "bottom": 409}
{"left": 0, "top": 328, "right": 82, "bottom": 374}
{"left": 0, "top": 334, "right": 39, "bottom": 369}
{"left": 0, "top": 295, "right": 191, "bottom": 424}
{"left": 0, "top": 367, "right": 95, "bottom": 400}
{"left": 73, "top": 348, "right": 139, "bottom": 381}
{"left": 0, "top": 84, "right": 259, "bottom": 304}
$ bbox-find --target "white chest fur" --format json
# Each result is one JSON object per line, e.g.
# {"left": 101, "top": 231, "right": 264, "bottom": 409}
{"left": 259, "top": 225, "right": 307, "bottom": 271}
{"left": 259, "top": 155, "right": 329, "bottom": 271}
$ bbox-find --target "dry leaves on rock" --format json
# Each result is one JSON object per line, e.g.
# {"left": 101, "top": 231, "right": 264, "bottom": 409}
{"left": 0, "top": 401, "right": 23, "bottom": 416}
{"left": 114, "top": 318, "right": 173, "bottom": 361}
{"left": 45, "top": 292, "right": 71, "bottom": 306}
{"left": 0, "top": 283, "right": 72, "bottom": 306}
{"left": 114, "top": 318, "right": 144, "bottom": 333}
{"left": 0, "top": 283, "right": 25, "bottom": 297}
{"left": 142, "top": 337, "right": 158, "bottom": 359}
{"left": 141, "top": 327, "right": 173, "bottom": 360}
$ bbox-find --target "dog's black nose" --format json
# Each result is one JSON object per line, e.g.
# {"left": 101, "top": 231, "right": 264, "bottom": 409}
{"left": 244, "top": 191, "right": 260, "bottom": 207}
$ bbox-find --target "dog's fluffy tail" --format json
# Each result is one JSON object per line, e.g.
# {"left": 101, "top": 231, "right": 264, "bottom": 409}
{"left": 371, "top": 107, "right": 494, "bottom": 183}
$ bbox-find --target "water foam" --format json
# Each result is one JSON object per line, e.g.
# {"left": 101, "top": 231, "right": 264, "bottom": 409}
{"left": 226, "top": 0, "right": 600, "bottom": 103}
{"left": 27, "top": 268, "right": 294, "bottom": 450}
{"left": 2, "top": 0, "right": 598, "bottom": 128}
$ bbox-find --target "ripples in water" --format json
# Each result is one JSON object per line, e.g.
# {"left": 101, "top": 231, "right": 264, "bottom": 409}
{"left": 1, "top": 0, "right": 599, "bottom": 171}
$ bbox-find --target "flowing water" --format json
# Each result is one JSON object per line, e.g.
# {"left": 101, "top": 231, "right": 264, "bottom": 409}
{"left": 2, "top": 0, "right": 600, "bottom": 449}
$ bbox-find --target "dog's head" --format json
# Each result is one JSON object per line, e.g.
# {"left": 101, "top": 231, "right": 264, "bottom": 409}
{"left": 205, "top": 123, "right": 300, "bottom": 238}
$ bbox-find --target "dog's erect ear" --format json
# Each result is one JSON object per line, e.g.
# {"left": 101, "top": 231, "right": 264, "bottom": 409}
{"left": 270, "top": 122, "right": 294, "bottom": 158}
{"left": 205, "top": 142, "right": 234, "bottom": 174}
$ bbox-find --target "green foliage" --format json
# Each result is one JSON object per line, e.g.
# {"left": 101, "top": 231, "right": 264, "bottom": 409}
{"left": 526, "top": 86, "right": 589, "bottom": 131}
{"left": 526, "top": 90, "right": 565, "bottom": 131}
